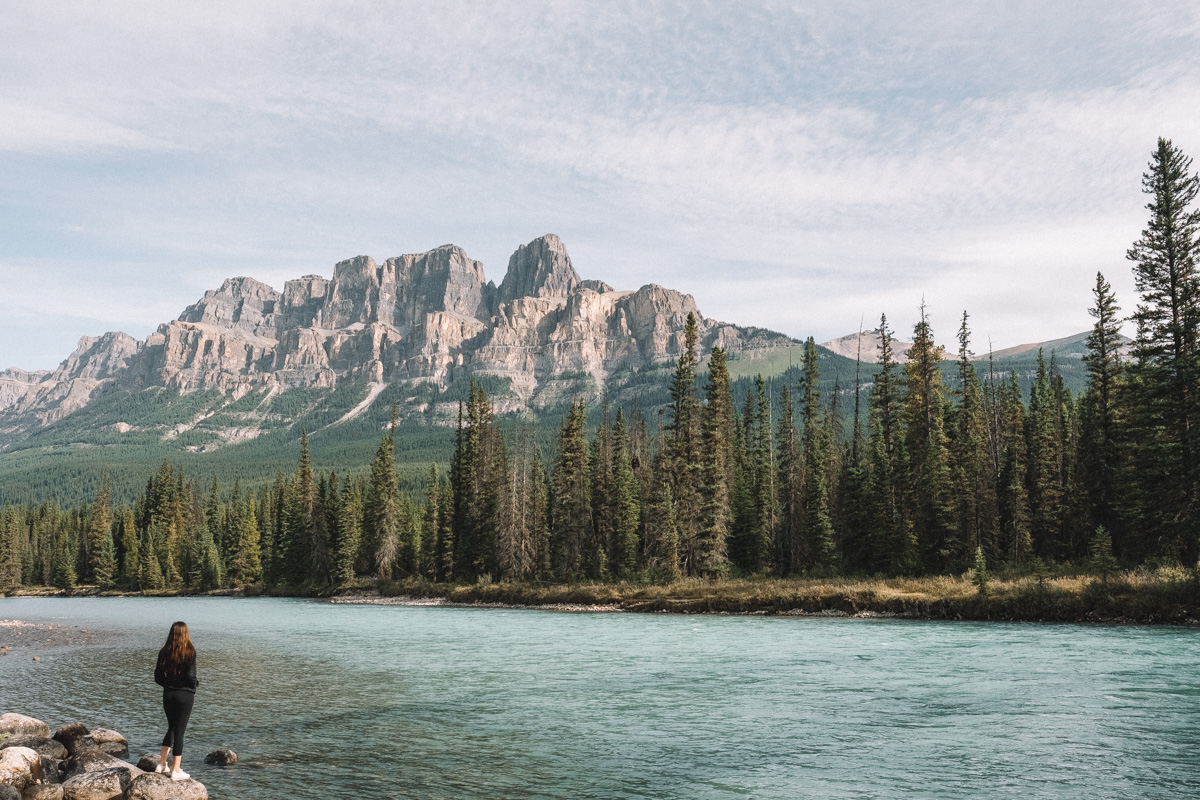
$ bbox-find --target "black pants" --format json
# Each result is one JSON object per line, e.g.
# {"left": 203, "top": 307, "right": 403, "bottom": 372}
{"left": 162, "top": 689, "right": 195, "bottom": 756}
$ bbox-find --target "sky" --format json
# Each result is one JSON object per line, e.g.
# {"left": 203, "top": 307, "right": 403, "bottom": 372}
{"left": 3, "top": 1, "right": 1200, "bottom": 371}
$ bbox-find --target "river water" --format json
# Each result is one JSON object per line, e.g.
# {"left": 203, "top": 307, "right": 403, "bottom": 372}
{"left": 0, "top": 597, "right": 1197, "bottom": 799}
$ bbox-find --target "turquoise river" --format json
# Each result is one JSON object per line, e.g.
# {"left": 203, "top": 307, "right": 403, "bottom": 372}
{"left": 0, "top": 597, "right": 1198, "bottom": 798}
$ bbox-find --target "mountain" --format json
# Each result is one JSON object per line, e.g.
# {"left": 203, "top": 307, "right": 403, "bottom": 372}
{"left": 0, "top": 234, "right": 792, "bottom": 429}
{"left": 0, "top": 234, "right": 799, "bottom": 503}
{"left": 818, "top": 329, "right": 916, "bottom": 364}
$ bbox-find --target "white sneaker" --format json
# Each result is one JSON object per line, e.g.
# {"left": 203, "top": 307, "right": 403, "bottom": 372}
{"left": 154, "top": 764, "right": 168, "bottom": 774}
{"left": 170, "top": 769, "right": 190, "bottom": 781}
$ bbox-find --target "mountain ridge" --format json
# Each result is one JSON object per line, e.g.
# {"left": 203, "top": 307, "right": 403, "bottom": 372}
{"left": 0, "top": 234, "right": 793, "bottom": 431}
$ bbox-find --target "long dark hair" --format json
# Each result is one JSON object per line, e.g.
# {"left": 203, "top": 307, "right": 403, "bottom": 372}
{"left": 156, "top": 621, "right": 195, "bottom": 678}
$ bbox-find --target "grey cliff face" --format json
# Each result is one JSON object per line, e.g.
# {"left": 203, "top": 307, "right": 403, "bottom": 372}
{"left": 0, "top": 234, "right": 794, "bottom": 423}
{"left": 178, "top": 277, "right": 281, "bottom": 338}
{"left": 497, "top": 234, "right": 580, "bottom": 305}
{"left": 0, "top": 333, "right": 141, "bottom": 424}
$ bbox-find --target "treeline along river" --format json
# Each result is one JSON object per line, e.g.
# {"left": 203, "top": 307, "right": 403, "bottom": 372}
{"left": 1, "top": 597, "right": 1198, "bottom": 799}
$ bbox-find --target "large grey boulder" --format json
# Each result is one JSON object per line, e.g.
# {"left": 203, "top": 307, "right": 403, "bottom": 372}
{"left": 125, "top": 773, "right": 208, "bottom": 800}
{"left": 83, "top": 733, "right": 124, "bottom": 760}
{"left": 60, "top": 767, "right": 130, "bottom": 800}
{"left": 0, "top": 717, "right": 49, "bottom": 741}
{"left": 49, "top": 728, "right": 87, "bottom": 758}
{"left": 61, "top": 751, "right": 135, "bottom": 784}
{"left": 1, "top": 738, "right": 67, "bottom": 762}
{"left": 134, "top": 755, "right": 159, "bottom": 774}
{"left": 0, "top": 747, "right": 41, "bottom": 790}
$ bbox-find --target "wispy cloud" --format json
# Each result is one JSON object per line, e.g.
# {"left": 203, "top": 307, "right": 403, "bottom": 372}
{"left": 2, "top": 1, "right": 1198, "bottom": 368}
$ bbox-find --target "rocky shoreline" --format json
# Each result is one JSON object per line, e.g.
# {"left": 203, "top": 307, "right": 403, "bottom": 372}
{"left": 0, "top": 713, "right": 211, "bottom": 800}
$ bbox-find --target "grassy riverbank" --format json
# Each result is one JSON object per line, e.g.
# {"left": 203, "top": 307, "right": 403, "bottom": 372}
{"left": 359, "top": 569, "right": 1200, "bottom": 623}
{"left": 8, "top": 568, "right": 1200, "bottom": 624}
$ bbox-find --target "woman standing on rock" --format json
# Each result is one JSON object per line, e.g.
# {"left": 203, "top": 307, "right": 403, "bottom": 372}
{"left": 154, "top": 621, "right": 199, "bottom": 781}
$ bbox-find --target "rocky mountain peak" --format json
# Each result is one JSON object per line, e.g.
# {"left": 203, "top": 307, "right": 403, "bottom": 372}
{"left": 497, "top": 234, "right": 580, "bottom": 305}
{"left": 179, "top": 276, "right": 281, "bottom": 335}
{"left": 0, "top": 233, "right": 797, "bottom": 427}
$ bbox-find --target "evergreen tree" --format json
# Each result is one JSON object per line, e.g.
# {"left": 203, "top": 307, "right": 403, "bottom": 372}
{"left": 205, "top": 477, "right": 221, "bottom": 551}
{"left": 1027, "top": 350, "right": 1066, "bottom": 559}
{"left": 365, "top": 415, "right": 400, "bottom": 580}
{"left": 195, "top": 525, "right": 224, "bottom": 590}
{"left": 235, "top": 497, "right": 263, "bottom": 584}
{"left": 1125, "top": 138, "right": 1200, "bottom": 561}
{"left": 437, "top": 479, "right": 455, "bottom": 581}
{"left": 611, "top": 409, "right": 642, "bottom": 579}
{"left": 731, "top": 377, "right": 774, "bottom": 573}
{"left": 800, "top": 338, "right": 836, "bottom": 573}
{"left": 1089, "top": 526, "right": 1119, "bottom": 581}
{"left": 776, "top": 386, "right": 802, "bottom": 574}
{"left": 954, "top": 312, "right": 998, "bottom": 559}
{"left": 697, "top": 346, "right": 734, "bottom": 576}
{"left": 420, "top": 466, "right": 440, "bottom": 581}
{"left": 336, "top": 479, "right": 362, "bottom": 584}
{"left": 666, "top": 312, "right": 703, "bottom": 575}
{"left": 838, "top": 330, "right": 873, "bottom": 571}
{"left": 323, "top": 472, "right": 342, "bottom": 578}
{"left": 529, "top": 445, "right": 551, "bottom": 581}
{"left": 116, "top": 508, "right": 139, "bottom": 589}
{"left": 86, "top": 475, "right": 112, "bottom": 585}
{"left": 868, "top": 315, "right": 916, "bottom": 572}
{"left": 0, "top": 509, "right": 23, "bottom": 590}
{"left": 94, "top": 530, "right": 117, "bottom": 589}
{"left": 551, "top": 399, "right": 593, "bottom": 580}
{"left": 450, "top": 384, "right": 507, "bottom": 579}
{"left": 643, "top": 458, "right": 680, "bottom": 583}
{"left": 587, "top": 404, "right": 614, "bottom": 579}
{"left": 998, "top": 373, "right": 1033, "bottom": 565}
{"left": 903, "top": 305, "right": 959, "bottom": 570}
{"left": 971, "top": 546, "right": 989, "bottom": 597}
{"left": 53, "top": 530, "right": 77, "bottom": 591}
{"left": 1080, "top": 272, "right": 1126, "bottom": 549}
{"left": 266, "top": 472, "right": 287, "bottom": 584}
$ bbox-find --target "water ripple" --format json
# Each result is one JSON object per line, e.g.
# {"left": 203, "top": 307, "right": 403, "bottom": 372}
{"left": 1, "top": 599, "right": 1198, "bottom": 799}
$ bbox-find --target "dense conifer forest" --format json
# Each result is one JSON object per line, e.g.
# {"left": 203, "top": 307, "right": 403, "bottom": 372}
{"left": 2, "top": 139, "right": 1199, "bottom": 595}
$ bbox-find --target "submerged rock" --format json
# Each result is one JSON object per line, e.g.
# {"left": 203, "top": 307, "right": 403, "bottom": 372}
{"left": 202, "top": 749, "right": 236, "bottom": 766}
{"left": 0, "top": 716, "right": 50, "bottom": 741}
{"left": 60, "top": 766, "right": 131, "bottom": 800}
{"left": 125, "top": 773, "right": 208, "bottom": 800}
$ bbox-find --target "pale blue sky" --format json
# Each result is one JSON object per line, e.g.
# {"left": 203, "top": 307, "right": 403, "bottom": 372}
{"left": 4, "top": 2, "right": 1200, "bottom": 370}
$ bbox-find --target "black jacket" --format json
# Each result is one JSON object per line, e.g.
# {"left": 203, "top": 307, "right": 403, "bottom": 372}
{"left": 155, "top": 654, "right": 199, "bottom": 694}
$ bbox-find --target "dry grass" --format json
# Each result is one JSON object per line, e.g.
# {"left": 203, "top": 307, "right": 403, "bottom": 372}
{"left": 371, "top": 569, "right": 1200, "bottom": 624}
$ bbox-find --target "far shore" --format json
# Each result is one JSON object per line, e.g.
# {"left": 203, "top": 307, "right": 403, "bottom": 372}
{"left": 5, "top": 571, "right": 1200, "bottom": 625}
